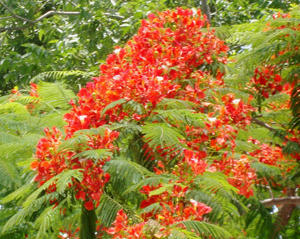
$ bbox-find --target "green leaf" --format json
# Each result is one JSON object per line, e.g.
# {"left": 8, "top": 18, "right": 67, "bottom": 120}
{"left": 123, "top": 174, "right": 176, "bottom": 195}
{"left": 38, "top": 82, "right": 75, "bottom": 110}
{"left": 105, "top": 159, "right": 153, "bottom": 195}
{"left": 177, "top": 221, "right": 232, "bottom": 239}
{"left": 96, "top": 193, "right": 123, "bottom": 227}
{"left": 251, "top": 162, "right": 281, "bottom": 177}
{"left": 141, "top": 122, "right": 185, "bottom": 149}
{"left": 0, "top": 102, "right": 29, "bottom": 115}
{"left": 156, "top": 98, "right": 197, "bottom": 110}
{"left": 101, "top": 98, "right": 128, "bottom": 117}
{"left": 1, "top": 182, "right": 34, "bottom": 204}
{"left": 72, "top": 149, "right": 113, "bottom": 161}
{"left": 194, "top": 172, "right": 239, "bottom": 195}
{"left": 58, "top": 135, "right": 89, "bottom": 152}
{"left": 23, "top": 169, "right": 83, "bottom": 208}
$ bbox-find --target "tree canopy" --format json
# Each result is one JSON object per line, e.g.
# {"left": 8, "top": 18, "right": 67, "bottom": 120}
{"left": 0, "top": 1, "right": 299, "bottom": 239}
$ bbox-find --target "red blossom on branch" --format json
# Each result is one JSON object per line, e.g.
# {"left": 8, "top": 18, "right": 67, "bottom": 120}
{"left": 27, "top": 7, "right": 298, "bottom": 238}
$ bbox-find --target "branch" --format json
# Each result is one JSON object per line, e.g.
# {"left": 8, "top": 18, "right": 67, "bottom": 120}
{"left": 0, "top": 0, "right": 33, "bottom": 23}
{"left": 261, "top": 196, "right": 300, "bottom": 207}
{"left": 251, "top": 118, "right": 278, "bottom": 133}
{"left": 0, "top": 0, "right": 80, "bottom": 32}
{"left": 0, "top": 16, "right": 12, "bottom": 21}
{"left": 33, "top": 10, "right": 80, "bottom": 23}
{"left": 251, "top": 117, "right": 292, "bottom": 143}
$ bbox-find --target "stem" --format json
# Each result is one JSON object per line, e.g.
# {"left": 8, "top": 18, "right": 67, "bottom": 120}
{"left": 80, "top": 204, "right": 97, "bottom": 239}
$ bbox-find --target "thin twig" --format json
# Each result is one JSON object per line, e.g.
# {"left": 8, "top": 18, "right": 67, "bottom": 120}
{"left": 0, "top": 16, "right": 12, "bottom": 20}
{"left": 0, "top": 0, "right": 34, "bottom": 23}
{"left": 33, "top": 10, "right": 80, "bottom": 23}
{"left": 0, "top": 0, "right": 80, "bottom": 33}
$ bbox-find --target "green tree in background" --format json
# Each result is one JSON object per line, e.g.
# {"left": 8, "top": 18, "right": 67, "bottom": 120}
{"left": 0, "top": 0, "right": 299, "bottom": 93}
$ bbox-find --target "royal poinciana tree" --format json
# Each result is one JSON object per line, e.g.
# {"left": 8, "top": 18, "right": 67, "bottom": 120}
{"left": 1, "top": 7, "right": 299, "bottom": 239}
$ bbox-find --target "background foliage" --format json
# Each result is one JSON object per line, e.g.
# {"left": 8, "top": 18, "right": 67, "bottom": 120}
{"left": 1, "top": 0, "right": 299, "bottom": 93}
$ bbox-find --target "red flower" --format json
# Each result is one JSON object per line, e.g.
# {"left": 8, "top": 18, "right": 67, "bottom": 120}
{"left": 30, "top": 160, "right": 39, "bottom": 170}
{"left": 11, "top": 86, "right": 19, "bottom": 94}
{"left": 84, "top": 200, "right": 94, "bottom": 211}
{"left": 251, "top": 65, "right": 285, "bottom": 98}
{"left": 75, "top": 191, "right": 86, "bottom": 201}
{"left": 29, "top": 83, "right": 39, "bottom": 98}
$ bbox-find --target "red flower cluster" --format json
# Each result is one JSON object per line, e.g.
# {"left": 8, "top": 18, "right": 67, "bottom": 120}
{"left": 211, "top": 153, "right": 257, "bottom": 198}
{"left": 227, "top": 155, "right": 256, "bottom": 198}
{"left": 288, "top": 131, "right": 300, "bottom": 161}
{"left": 140, "top": 183, "right": 212, "bottom": 222}
{"left": 63, "top": 8, "right": 228, "bottom": 137}
{"left": 253, "top": 12, "right": 299, "bottom": 99}
{"left": 32, "top": 127, "right": 119, "bottom": 210}
{"left": 183, "top": 149, "right": 207, "bottom": 175}
{"left": 272, "top": 12, "right": 290, "bottom": 20}
{"left": 106, "top": 210, "right": 148, "bottom": 239}
{"left": 58, "top": 226, "right": 79, "bottom": 239}
{"left": 31, "top": 7, "right": 232, "bottom": 214}
{"left": 29, "top": 82, "right": 39, "bottom": 98}
{"left": 30, "top": 8, "right": 271, "bottom": 232}
{"left": 248, "top": 137, "right": 284, "bottom": 166}
{"left": 107, "top": 183, "right": 212, "bottom": 238}
{"left": 11, "top": 86, "right": 19, "bottom": 95}
{"left": 31, "top": 127, "right": 66, "bottom": 186}
{"left": 249, "top": 136, "right": 298, "bottom": 177}
{"left": 220, "top": 93, "right": 253, "bottom": 127}
{"left": 251, "top": 65, "right": 283, "bottom": 98}
{"left": 106, "top": 210, "right": 147, "bottom": 239}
